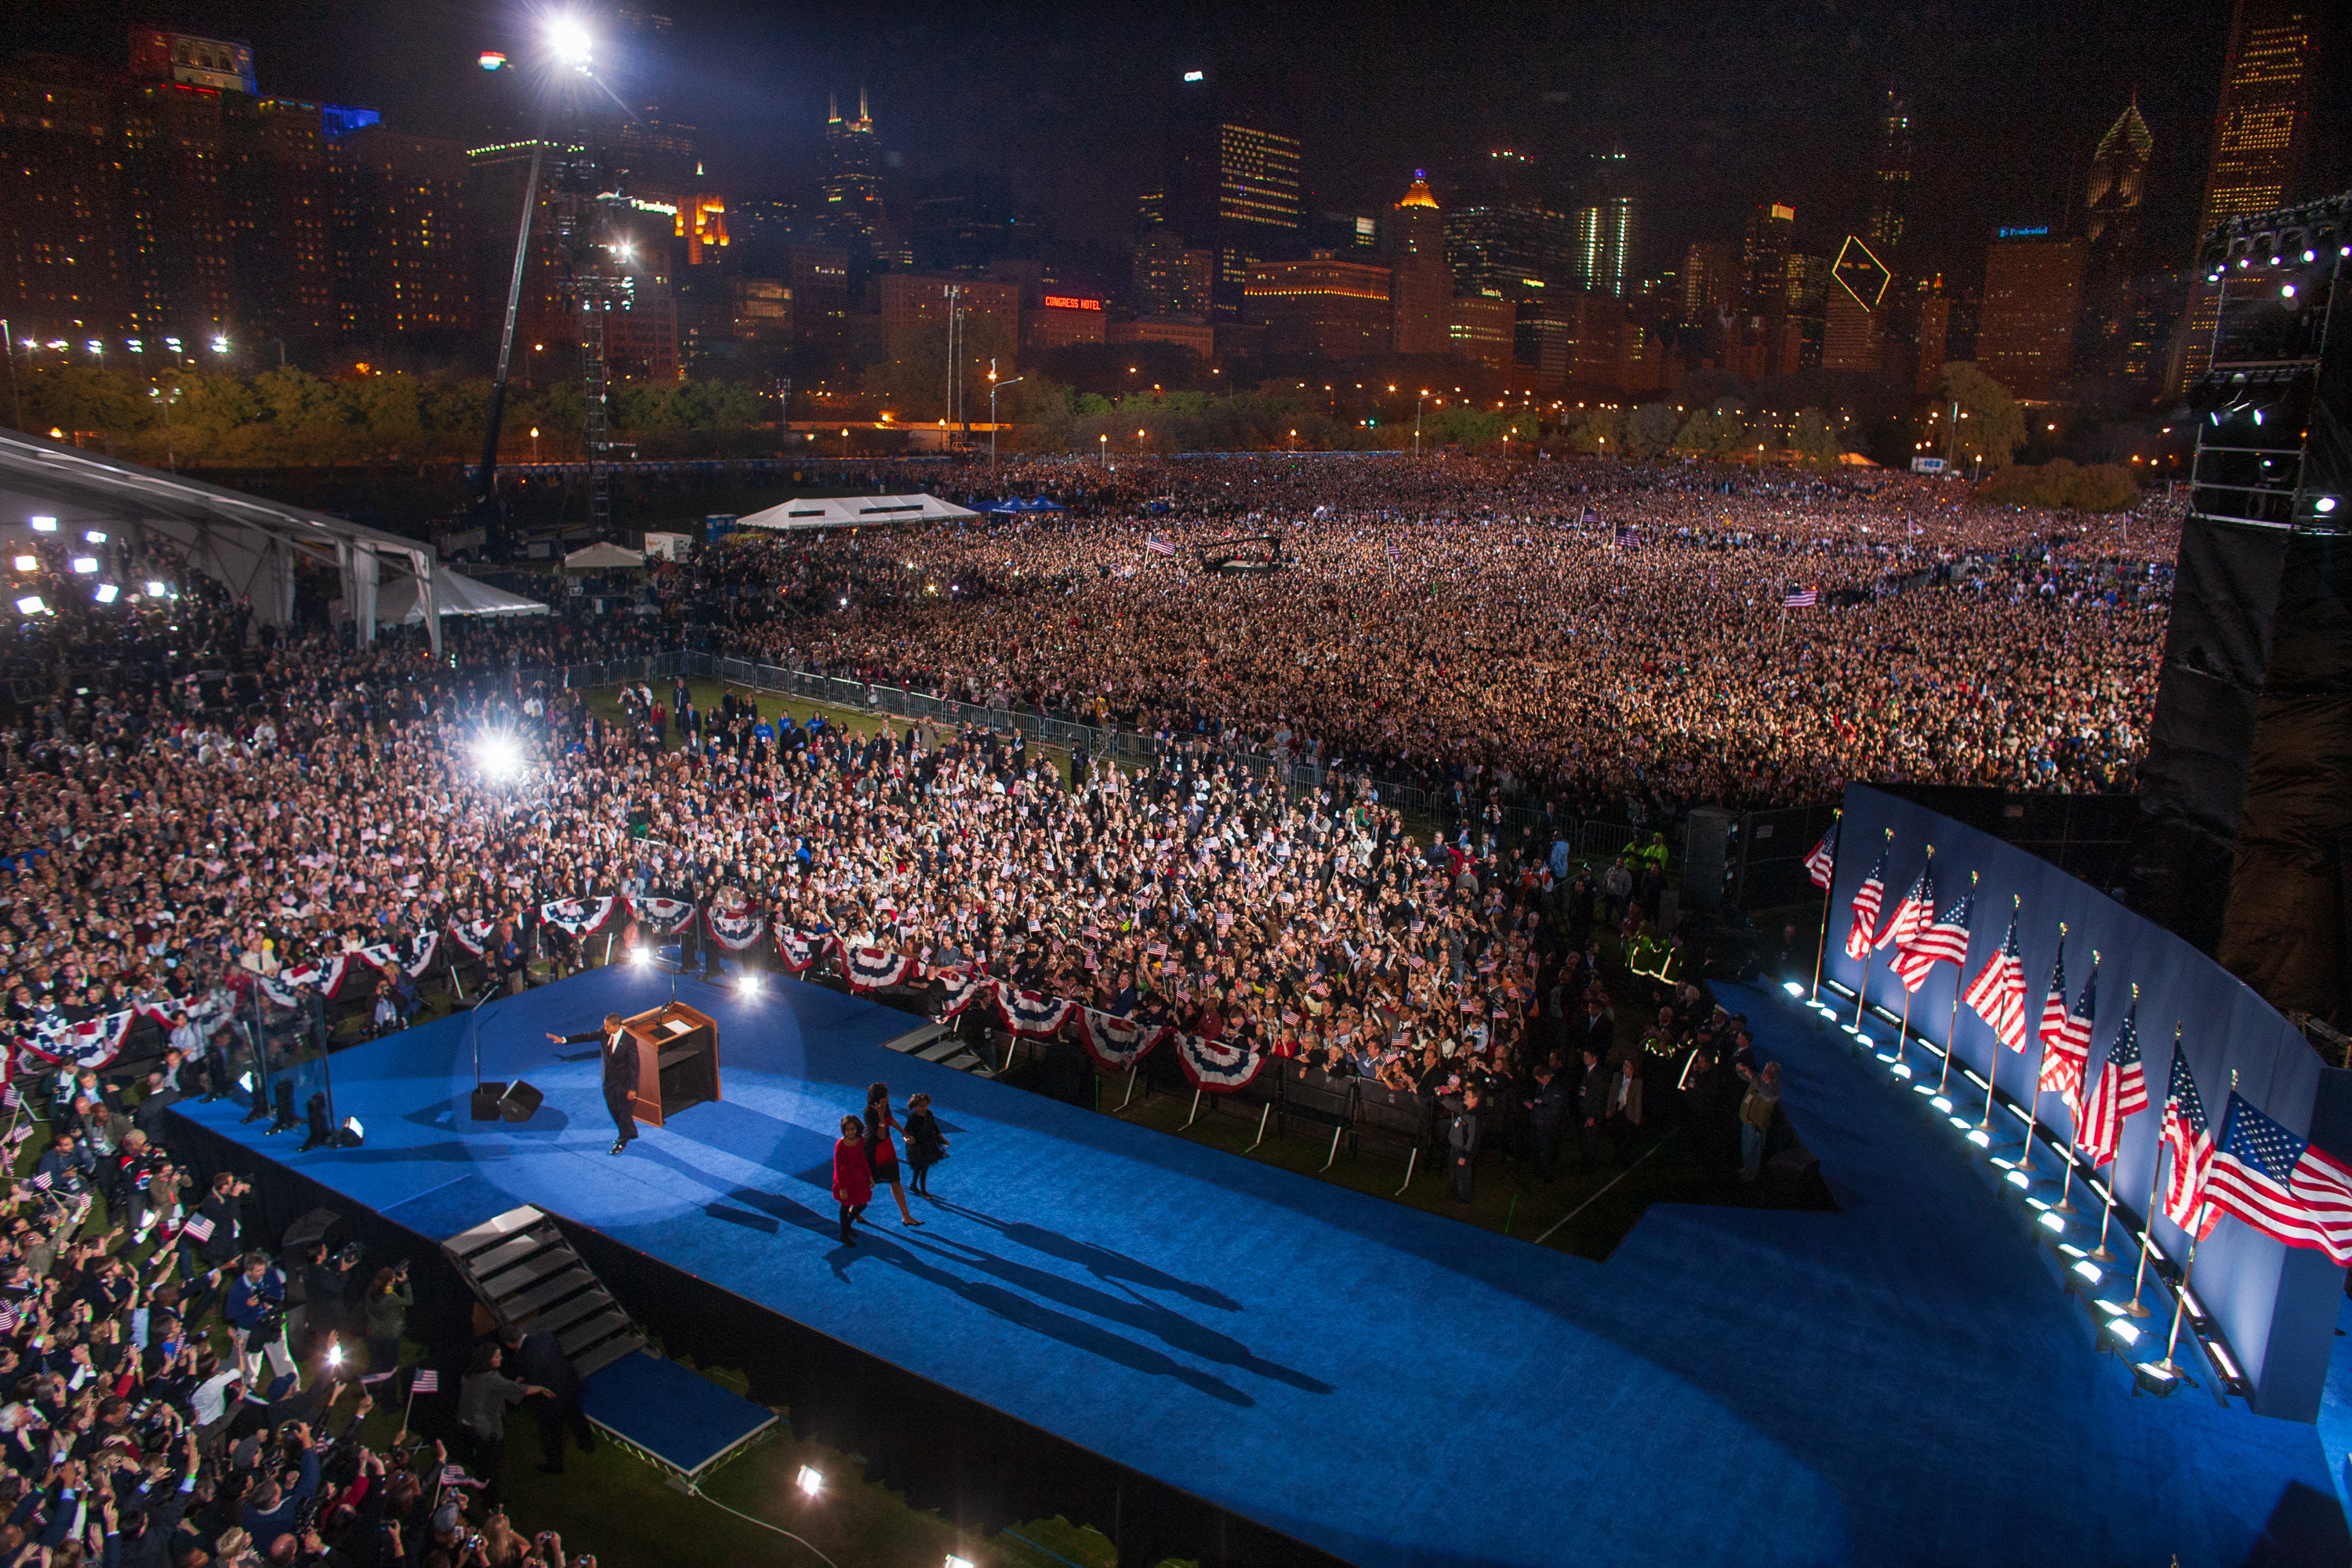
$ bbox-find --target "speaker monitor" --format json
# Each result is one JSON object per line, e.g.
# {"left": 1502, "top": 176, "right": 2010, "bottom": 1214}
{"left": 470, "top": 1080, "right": 510, "bottom": 1121}
{"left": 498, "top": 1080, "right": 545, "bottom": 1123}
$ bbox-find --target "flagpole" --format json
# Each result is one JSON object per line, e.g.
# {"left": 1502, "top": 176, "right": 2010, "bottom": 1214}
{"left": 2158, "top": 1200, "right": 2212, "bottom": 1376}
{"left": 1807, "top": 808, "right": 1841, "bottom": 1004}
{"left": 2122, "top": 1021, "right": 2181, "bottom": 1319}
{"left": 1933, "top": 870, "right": 1977, "bottom": 1098}
{"left": 2005, "top": 921, "right": 2065, "bottom": 1175}
{"left": 1852, "top": 827, "right": 1894, "bottom": 1032}
{"left": 1978, "top": 894, "right": 2021, "bottom": 1131}
{"left": 1886, "top": 844, "right": 1932, "bottom": 1070}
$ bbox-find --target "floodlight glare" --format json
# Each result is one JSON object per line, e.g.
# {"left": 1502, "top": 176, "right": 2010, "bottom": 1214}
{"left": 795, "top": 1465, "right": 823, "bottom": 1497}
{"left": 95, "top": 584, "right": 118, "bottom": 604}
{"left": 10, "top": 557, "right": 31, "bottom": 572}
{"left": 145, "top": 580, "right": 169, "bottom": 596}
{"left": 82, "top": 530, "right": 106, "bottom": 544}
{"left": 739, "top": 971, "right": 763, "bottom": 996}
{"left": 69, "top": 557, "right": 96, "bottom": 574}
{"left": 549, "top": 16, "right": 593, "bottom": 66}
{"left": 29, "top": 517, "right": 56, "bottom": 532}
{"left": 477, "top": 731, "right": 523, "bottom": 781}
{"left": 13, "top": 596, "right": 43, "bottom": 615}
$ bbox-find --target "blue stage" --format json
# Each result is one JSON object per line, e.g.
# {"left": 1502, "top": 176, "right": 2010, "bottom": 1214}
{"left": 169, "top": 967, "right": 2348, "bottom": 1567}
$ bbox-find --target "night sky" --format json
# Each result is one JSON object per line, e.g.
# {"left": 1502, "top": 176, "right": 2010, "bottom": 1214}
{"left": 31, "top": 0, "right": 2238, "bottom": 289}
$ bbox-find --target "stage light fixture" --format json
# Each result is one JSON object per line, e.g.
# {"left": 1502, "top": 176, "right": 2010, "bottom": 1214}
{"left": 2317, "top": 496, "right": 2337, "bottom": 514}
{"left": 145, "top": 579, "right": 169, "bottom": 595}
{"left": 2038, "top": 1211, "right": 2066, "bottom": 1234}
{"left": 1932, "top": 1097, "right": 1954, "bottom": 1113}
{"left": 1911, "top": 1082, "right": 1936, "bottom": 1095}
{"left": 630, "top": 947, "right": 650, "bottom": 968}
{"left": 327, "top": 1341, "right": 345, "bottom": 1367}
{"left": 95, "top": 584, "right": 118, "bottom": 604}
{"left": 1781, "top": 981, "right": 1805, "bottom": 997}
{"left": 2071, "top": 1259, "right": 2102, "bottom": 1286}
{"left": 13, "top": 596, "right": 42, "bottom": 615}
{"left": 2105, "top": 1318, "right": 2141, "bottom": 1346}
{"left": 548, "top": 16, "right": 593, "bottom": 66}
{"left": 1966, "top": 1127, "right": 1991, "bottom": 1148}
{"left": 739, "top": 971, "right": 763, "bottom": 996}
{"left": 947, "top": 1557, "right": 976, "bottom": 1568}
{"left": 11, "top": 557, "right": 31, "bottom": 572}
{"left": 341, "top": 1116, "right": 365, "bottom": 1146}
{"left": 795, "top": 1465, "right": 823, "bottom": 1497}
{"left": 29, "top": 517, "right": 55, "bottom": 532}
{"left": 476, "top": 731, "right": 522, "bottom": 782}
{"left": 82, "top": 530, "right": 105, "bottom": 544}
{"left": 2005, "top": 1170, "right": 2031, "bottom": 1189}
{"left": 69, "top": 557, "right": 95, "bottom": 574}
{"left": 2131, "top": 1359, "right": 2180, "bottom": 1396}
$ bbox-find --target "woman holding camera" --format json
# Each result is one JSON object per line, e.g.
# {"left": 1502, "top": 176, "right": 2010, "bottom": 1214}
{"left": 364, "top": 1261, "right": 414, "bottom": 1379}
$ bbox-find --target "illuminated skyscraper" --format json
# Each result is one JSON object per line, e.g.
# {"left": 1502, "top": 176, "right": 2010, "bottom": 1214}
{"left": 2080, "top": 100, "right": 2157, "bottom": 384}
{"left": 2175, "top": 0, "right": 2318, "bottom": 389}
{"left": 1573, "top": 151, "right": 1637, "bottom": 298}
{"left": 1979, "top": 231, "right": 2085, "bottom": 400}
{"left": 1150, "top": 70, "right": 1302, "bottom": 321}
{"left": 820, "top": 89, "right": 885, "bottom": 256}
{"left": 1443, "top": 150, "right": 1573, "bottom": 299}
{"left": 1388, "top": 171, "right": 1452, "bottom": 357}
{"left": 1866, "top": 92, "right": 1912, "bottom": 255}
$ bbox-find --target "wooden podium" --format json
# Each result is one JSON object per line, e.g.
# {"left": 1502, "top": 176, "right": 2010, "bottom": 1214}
{"left": 620, "top": 1001, "right": 721, "bottom": 1127}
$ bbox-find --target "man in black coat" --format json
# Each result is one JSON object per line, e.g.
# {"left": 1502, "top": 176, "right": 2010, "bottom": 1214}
{"left": 1578, "top": 1046, "right": 1610, "bottom": 1171}
{"left": 548, "top": 1012, "right": 639, "bottom": 1155}
{"left": 506, "top": 1324, "right": 596, "bottom": 1474}
{"left": 1524, "top": 1066, "right": 1565, "bottom": 1181}
{"left": 1445, "top": 1086, "right": 1483, "bottom": 1204}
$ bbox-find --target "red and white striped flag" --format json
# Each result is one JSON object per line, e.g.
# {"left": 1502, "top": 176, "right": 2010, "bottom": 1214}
{"left": 411, "top": 1368, "right": 440, "bottom": 1394}
{"left": 2037, "top": 960, "right": 2097, "bottom": 1112}
{"left": 2077, "top": 1004, "right": 2150, "bottom": 1168}
{"left": 1961, "top": 913, "right": 2029, "bottom": 1051}
{"left": 2209, "top": 1092, "right": 2352, "bottom": 1265}
{"left": 1843, "top": 848, "right": 1887, "bottom": 961}
{"left": 181, "top": 1214, "right": 215, "bottom": 1244}
{"left": 1889, "top": 894, "right": 1971, "bottom": 993}
{"left": 1873, "top": 866, "right": 1933, "bottom": 953}
{"left": 2159, "top": 1046, "right": 2216, "bottom": 1238}
{"left": 1803, "top": 823, "right": 1838, "bottom": 891}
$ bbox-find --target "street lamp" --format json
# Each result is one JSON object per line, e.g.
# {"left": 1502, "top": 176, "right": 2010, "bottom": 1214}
{"left": 988, "top": 375, "right": 1022, "bottom": 466}
{"left": 1098, "top": 431, "right": 1108, "bottom": 467}
{"left": 1414, "top": 390, "right": 1428, "bottom": 456}
{"left": 530, "top": 426, "right": 540, "bottom": 463}
{"left": 148, "top": 385, "right": 182, "bottom": 472}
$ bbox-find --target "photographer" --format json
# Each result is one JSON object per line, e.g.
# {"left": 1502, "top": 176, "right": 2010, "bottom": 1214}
{"left": 456, "top": 1343, "right": 550, "bottom": 1511}
{"left": 224, "top": 1252, "right": 293, "bottom": 1392}
{"left": 361, "top": 1262, "right": 412, "bottom": 1381}
{"left": 294, "top": 1237, "right": 359, "bottom": 1361}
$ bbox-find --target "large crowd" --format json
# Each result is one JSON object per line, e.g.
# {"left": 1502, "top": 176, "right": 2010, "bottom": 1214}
{"left": 0, "top": 452, "right": 2180, "bottom": 1555}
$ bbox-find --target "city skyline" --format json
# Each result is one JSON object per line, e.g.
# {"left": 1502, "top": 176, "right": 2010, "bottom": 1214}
{"left": 20, "top": 0, "right": 2318, "bottom": 293}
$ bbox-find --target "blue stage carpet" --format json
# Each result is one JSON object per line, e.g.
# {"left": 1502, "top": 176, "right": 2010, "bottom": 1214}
{"left": 169, "top": 970, "right": 2344, "bottom": 1567}
{"left": 579, "top": 1349, "right": 773, "bottom": 1478}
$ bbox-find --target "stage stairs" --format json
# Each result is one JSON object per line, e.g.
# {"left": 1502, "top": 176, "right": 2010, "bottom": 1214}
{"left": 880, "top": 1019, "right": 995, "bottom": 1078}
{"left": 442, "top": 1205, "right": 645, "bottom": 1377}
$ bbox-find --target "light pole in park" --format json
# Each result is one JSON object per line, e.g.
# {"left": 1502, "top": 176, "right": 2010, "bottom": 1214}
{"left": 1415, "top": 390, "right": 1429, "bottom": 456}
{"left": 987, "top": 365, "right": 1021, "bottom": 467}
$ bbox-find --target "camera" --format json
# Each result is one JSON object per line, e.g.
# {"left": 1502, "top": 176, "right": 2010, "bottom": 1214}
{"left": 334, "top": 1240, "right": 365, "bottom": 1269}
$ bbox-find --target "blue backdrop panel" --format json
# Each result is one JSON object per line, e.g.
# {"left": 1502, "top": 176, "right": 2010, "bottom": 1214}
{"left": 1824, "top": 785, "right": 2348, "bottom": 1420}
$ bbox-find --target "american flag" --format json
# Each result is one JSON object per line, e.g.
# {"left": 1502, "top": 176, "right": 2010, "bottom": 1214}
{"left": 1145, "top": 536, "right": 1176, "bottom": 557}
{"left": 27, "top": 1171, "right": 49, "bottom": 1192}
{"left": 1615, "top": 525, "right": 1638, "bottom": 548}
{"left": 2038, "top": 961, "right": 2097, "bottom": 1112}
{"left": 411, "top": 1368, "right": 440, "bottom": 1394}
{"left": 2076, "top": 1003, "right": 2150, "bottom": 1168}
{"left": 1889, "top": 894, "right": 1972, "bottom": 992}
{"left": 2208, "top": 1092, "right": 2352, "bottom": 1265}
{"left": 1961, "top": 913, "right": 2029, "bottom": 1051}
{"left": 2159, "top": 1047, "right": 2217, "bottom": 1238}
{"left": 181, "top": 1214, "right": 215, "bottom": 1244}
{"left": 0, "top": 1302, "right": 15, "bottom": 1334}
{"left": 2035, "top": 946, "right": 2070, "bottom": 1052}
{"left": 1842, "top": 848, "right": 1888, "bottom": 961}
{"left": 1873, "top": 866, "right": 1933, "bottom": 953}
{"left": 1802, "top": 823, "right": 1838, "bottom": 891}
{"left": 1783, "top": 586, "right": 1818, "bottom": 608}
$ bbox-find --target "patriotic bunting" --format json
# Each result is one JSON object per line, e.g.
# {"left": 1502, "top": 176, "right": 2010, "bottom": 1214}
{"left": 1074, "top": 1009, "right": 1167, "bottom": 1073}
{"left": 1172, "top": 1031, "right": 1270, "bottom": 1092}
{"left": 845, "top": 946, "right": 914, "bottom": 993}
{"left": 773, "top": 928, "right": 831, "bottom": 975}
{"left": 995, "top": 987, "right": 1075, "bottom": 1039}
{"left": 539, "top": 898, "right": 616, "bottom": 939}
{"left": 627, "top": 895, "right": 698, "bottom": 936}
{"left": 706, "top": 906, "right": 767, "bottom": 952}
{"left": 931, "top": 971, "right": 994, "bottom": 1021}
{"left": 448, "top": 920, "right": 495, "bottom": 958}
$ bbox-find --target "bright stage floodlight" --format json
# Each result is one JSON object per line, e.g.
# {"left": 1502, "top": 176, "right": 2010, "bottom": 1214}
{"left": 69, "top": 557, "right": 96, "bottom": 574}
{"left": 95, "top": 584, "right": 118, "bottom": 604}
{"left": 1781, "top": 981, "right": 1805, "bottom": 997}
{"left": 795, "top": 1465, "right": 823, "bottom": 1497}
{"left": 548, "top": 16, "right": 593, "bottom": 66}
{"left": 13, "top": 596, "right": 42, "bottom": 615}
{"left": 477, "top": 731, "right": 523, "bottom": 782}
{"left": 739, "top": 971, "right": 763, "bottom": 996}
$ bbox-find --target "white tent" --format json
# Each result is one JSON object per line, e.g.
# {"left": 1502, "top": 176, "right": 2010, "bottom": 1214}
{"left": 562, "top": 541, "right": 646, "bottom": 570}
{"left": 735, "top": 493, "right": 977, "bottom": 532}
{"left": 0, "top": 427, "right": 440, "bottom": 649}
{"left": 376, "top": 570, "right": 547, "bottom": 624}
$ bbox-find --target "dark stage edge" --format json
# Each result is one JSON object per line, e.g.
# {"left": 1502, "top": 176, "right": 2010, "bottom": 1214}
{"left": 163, "top": 968, "right": 2347, "bottom": 1568}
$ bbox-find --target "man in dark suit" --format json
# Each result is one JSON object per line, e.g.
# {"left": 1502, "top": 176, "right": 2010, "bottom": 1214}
{"left": 1445, "top": 1085, "right": 1483, "bottom": 1204}
{"left": 1524, "top": 1065, "right": 1565, "bottom": 1181}
{"left": 547, "top": 1012, "right": 638, "bottom": 1155}
{"left": 505, "top": 1323, "right": 594, "bottom": 1474}
{"left": 1578, "top": 1046, "right": 1610, "bottom": 1171}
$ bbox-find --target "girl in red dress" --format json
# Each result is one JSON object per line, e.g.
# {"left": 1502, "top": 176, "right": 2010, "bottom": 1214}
{"left": 831, "top": 1115, "right": 873, "bottom": 1244}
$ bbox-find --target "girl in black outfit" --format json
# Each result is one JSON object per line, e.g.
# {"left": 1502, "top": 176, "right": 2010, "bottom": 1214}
{"left": 903, "top": 1093, "right": 947, "bottom": 1196}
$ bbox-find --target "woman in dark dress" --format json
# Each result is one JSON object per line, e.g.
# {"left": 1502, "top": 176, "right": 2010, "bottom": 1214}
{"left": 865, "top": 1082, "right": 924, "bottom": 1226}
{"left": 903, "top": 1092, "right": 948, "bottom": 1196}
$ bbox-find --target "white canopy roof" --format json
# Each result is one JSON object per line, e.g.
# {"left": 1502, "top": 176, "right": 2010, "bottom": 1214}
{"left": 0, "top": 427, "right": 441, "bottom": 648}
{"left": 376, "top": 571, "right": 547, "bottom": 623}
{"left": 562, "top": 541, "right": 646, "bottom": 570}
{"left": 735, "top": 493, "right": 977, "bottom": 531}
